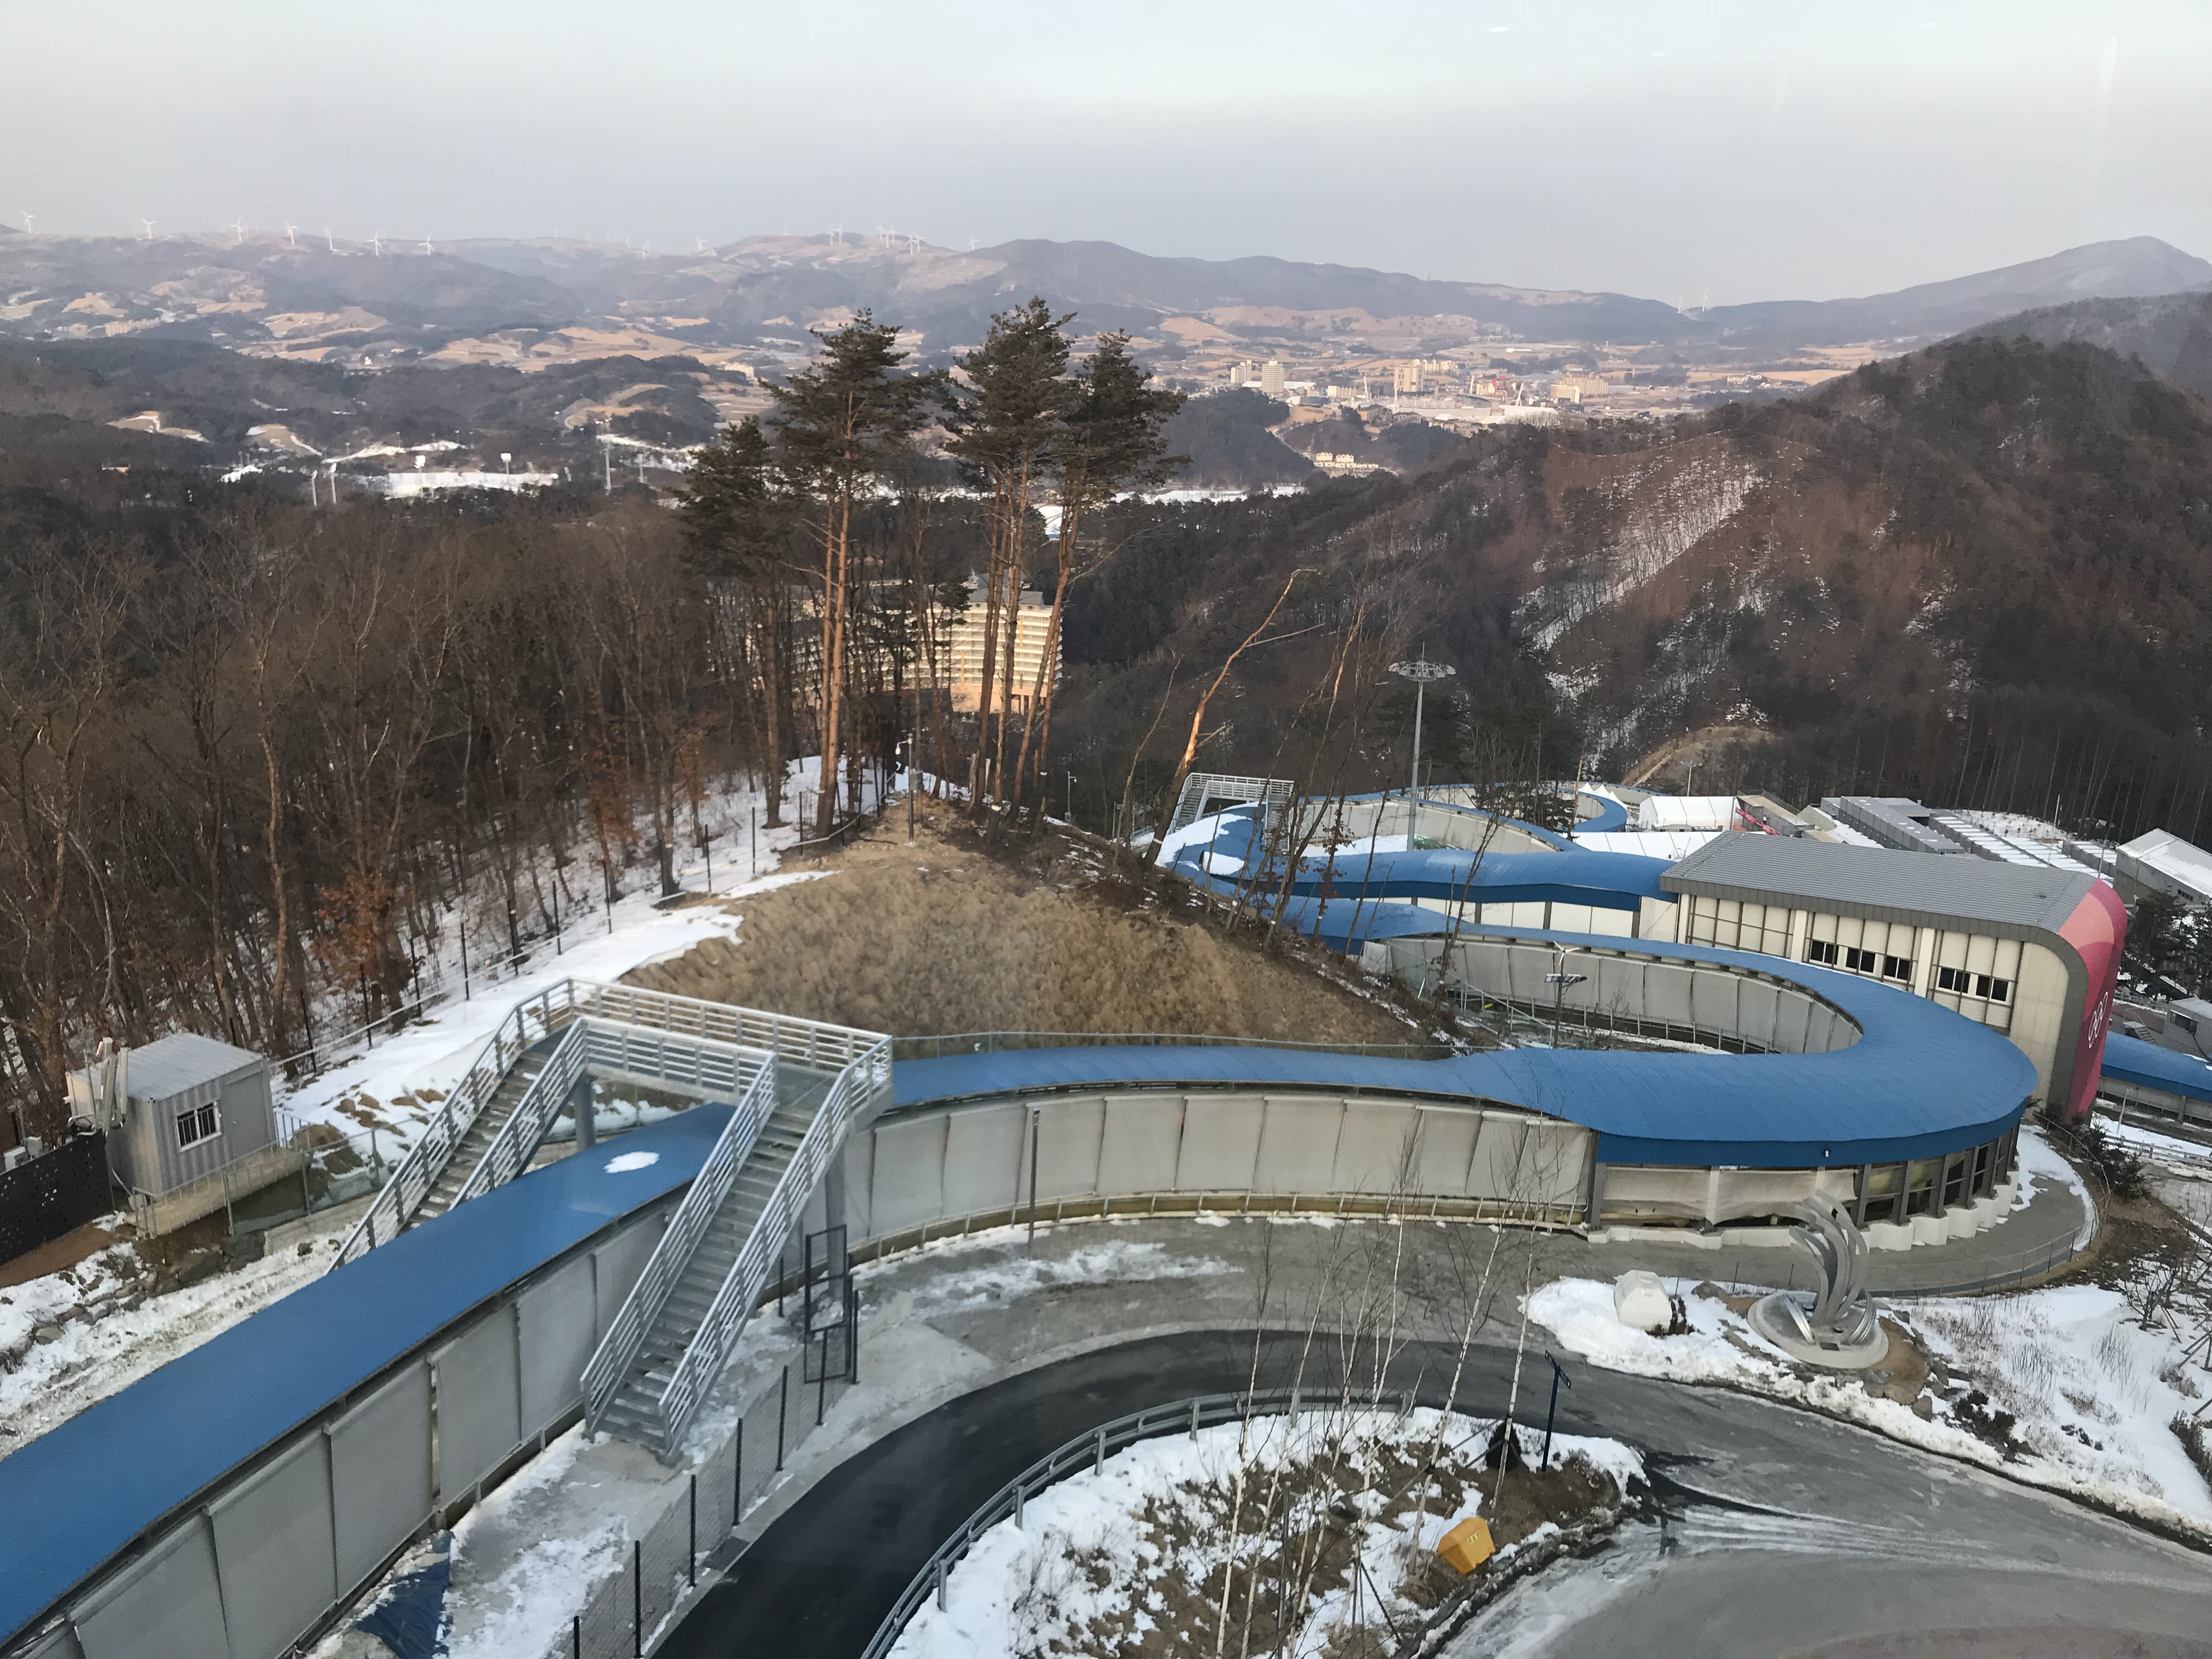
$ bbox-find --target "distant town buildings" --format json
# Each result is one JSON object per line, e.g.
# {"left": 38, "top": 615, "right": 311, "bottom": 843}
{"left": 1260, "top": 360, "right": 1286, "bottom": 398}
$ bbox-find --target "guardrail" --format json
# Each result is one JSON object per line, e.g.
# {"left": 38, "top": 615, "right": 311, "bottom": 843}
{"left": 860, "top": 1384, "right": 1408, "bottom": 1659}
{"left": 331, "top": 988, "right": 568, "bottom": 1266}
{"left": 570, "top": 981, "right": 884, "bottom": 1073}
{"left": 582, "top": 1064, "right": 779, "bottom": 1432}
{"left": 892, "top": 1031, "right": 1455, "bottom": 1062}
{"left": 330, "top": 980, "right": 879, "bottom": 1268}
{"left": 645, "top": 1038, "right": 891, "bottom": 1456}
{"left": 450, "top": 1020, "right": 591, "bottom": 1211}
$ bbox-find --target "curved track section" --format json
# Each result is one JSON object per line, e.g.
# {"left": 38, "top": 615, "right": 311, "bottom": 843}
{"left": 899, "top": 800, "right": 2038, "bottom": 1172}
{"left": 663, "top": 1333, "right": 2212, "bottom": 1659}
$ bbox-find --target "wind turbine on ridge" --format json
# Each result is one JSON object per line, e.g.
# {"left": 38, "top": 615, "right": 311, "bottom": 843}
{"left": 140, "top": 218, "right": 156, "bottom": 241}
{"left": 231, "top": 218, "right": 245, "bottom": 245}
{"left": 19, "top": 213, "right": 32, "bottom": 236}
{"left": 284, "top": 222, "right": 298, "bottom": 248}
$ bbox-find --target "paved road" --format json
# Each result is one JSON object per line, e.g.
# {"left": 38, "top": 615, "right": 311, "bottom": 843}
{"left": 659, "top": 1330, "right": 2212, "bottom": 1659}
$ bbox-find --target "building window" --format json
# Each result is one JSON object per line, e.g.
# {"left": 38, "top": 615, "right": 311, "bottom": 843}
{"left": 1974, "top": 975, "right": 2010, "bottom": 1003}
{"left": 1843, "top": 946, "right": 1879, "bottom": 973}
{"left": 1882, "top": 955, "right": 1913, "bottom": 981}
{"left": 1807, "top": 939, "right": 1839, "bottom": 966}
{"left": 1937, "top": 966, "right": 1966, "bottom": 992}
{"left": 175, "top": 1102, "right": 220, "bottom": 1149}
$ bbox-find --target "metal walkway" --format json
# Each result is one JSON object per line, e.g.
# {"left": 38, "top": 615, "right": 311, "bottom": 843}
{"left": 332, "top": 978, "right": 889, "bottom": 1457}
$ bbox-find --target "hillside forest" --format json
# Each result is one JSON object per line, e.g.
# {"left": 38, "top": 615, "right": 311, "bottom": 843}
{"left": 2, "top": 312, "right": 2210, "bottom": 1148}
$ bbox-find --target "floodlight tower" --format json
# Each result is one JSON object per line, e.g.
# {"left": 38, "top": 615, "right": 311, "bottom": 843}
{"left": 1390, "top": 652, "right": 1455, "bottom": 796}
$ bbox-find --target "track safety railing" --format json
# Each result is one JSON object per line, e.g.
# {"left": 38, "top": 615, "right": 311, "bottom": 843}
{"left": 580, "top": 1062, "right": 781, "bottom": 1431}
{"left": 629, "top": 1037, "right": 891, "bottom": 1458}
{"left": 893, "top": 1031, "right": 1454, "bottom": 1062}
{"left": 860, "top": 1384, "right": 1410, "bottom": 1659}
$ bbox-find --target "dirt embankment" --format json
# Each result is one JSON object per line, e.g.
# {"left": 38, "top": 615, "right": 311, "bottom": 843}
{"left": 626, "top": 805, "right": 1421, "bottom": 1044}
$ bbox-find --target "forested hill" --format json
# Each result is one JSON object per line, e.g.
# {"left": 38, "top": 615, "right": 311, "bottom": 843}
{"left": 1057, "top": 334, "right": 2212, "bottom": 843}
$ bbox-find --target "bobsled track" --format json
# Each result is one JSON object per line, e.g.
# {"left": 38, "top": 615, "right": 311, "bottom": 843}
{"left": 0, "top": 785, "right": 2125, "bottom": 1659}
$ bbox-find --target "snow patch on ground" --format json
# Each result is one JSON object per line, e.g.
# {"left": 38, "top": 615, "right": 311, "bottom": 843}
{"left": 602, "top": 1151, "right": 659, "bottom": 1173}
{"left": 0, "top": 1221, "right": 351, "bottom": 1455}
{"left": 442, "top": 1428, "right": 626, "bottom": 1659}
{"left": 871, "top": 1237, "right": 1232, "bottom": 1317}
{"left": 1527, "top": 1275, "right": 2212, "bottom": 1536}
{"left": 2012, "top": 1125, "right": 2097, "bottom": 1245}
{"left": 890, "top": 1408, "right": 1640, "bottom": 1659}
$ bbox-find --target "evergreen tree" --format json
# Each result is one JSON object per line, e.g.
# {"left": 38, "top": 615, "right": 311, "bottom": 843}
{"left": 944, "top": 298, "right": 1073, "bottom": 814}
{"left": 1013, "top": 332, "right": 1186, "bottom": 812}
{"left": 677, "top": 416, "right": 800, "bottom": 825}
{"left": 769, "top": 314, "right": 944, "bottom": 833}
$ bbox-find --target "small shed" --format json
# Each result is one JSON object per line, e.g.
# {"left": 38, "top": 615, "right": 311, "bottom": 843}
{"left": 77, "top": 1034, "right": 290, "bottom": 1234}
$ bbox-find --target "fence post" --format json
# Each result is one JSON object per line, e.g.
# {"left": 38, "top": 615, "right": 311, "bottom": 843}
{"left": 935, "top": 1553, "right": 947, "bottom": 1612}
{"left": 689, "top": 1474, "right": 698, "bottom": 1586}
{"left": 572, "top": 1615, "right": 580, "bottom": 1659}
{"left": 733, "top": 1416, "right": 743, "bottom": 1520}
{"left": 631, "top": 1538, "right": 642, "bottom": 1658}
{"left": 776, "top": 1367, "right": 788, "bottom": 1471}
{"left": 1094, "top": 1425, "right": 1107, "bottom": 1474}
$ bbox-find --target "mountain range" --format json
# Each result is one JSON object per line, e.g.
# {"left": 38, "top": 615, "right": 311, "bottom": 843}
{"left": 4, "top": 222, "right": 2204, "bottom": 366}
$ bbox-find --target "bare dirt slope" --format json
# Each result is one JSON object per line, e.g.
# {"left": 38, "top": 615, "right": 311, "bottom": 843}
{"left": 626, "top": 804, "right": 1420, "bottom": 1045}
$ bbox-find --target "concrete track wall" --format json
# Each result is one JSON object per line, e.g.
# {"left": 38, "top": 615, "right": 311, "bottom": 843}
{"left": 844, "top": 1093, "right": 1595, "bottom": 1242}
{"left": 16, "top": 1204, "right": 675, "bottom": 1659}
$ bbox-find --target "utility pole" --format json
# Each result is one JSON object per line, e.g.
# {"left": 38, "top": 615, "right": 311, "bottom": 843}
{"left": 1390, "top": 652, "right": 1455, "bottom": 796}
{"left": 1547, "top": 946, "right": 1588, "bottom": 1048}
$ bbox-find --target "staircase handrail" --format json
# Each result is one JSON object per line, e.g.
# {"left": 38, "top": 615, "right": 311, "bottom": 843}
{"left": 331, "top": 983, "right": 578, "bottom": 1267}
{"left": 581, "top": 1062, "right": 780, "bottom": 1426}
{"left": 328, "top": 977, "right": 875, "bottom": 1269}
{"left": 449, "top": 1019, "right": 592, "bottom": 1210}
{"left": 568, "top": 980, "right": 883, "bottom": 1073}
{"left": 644, "top": 1037, "right": 892, "bottom": 1454}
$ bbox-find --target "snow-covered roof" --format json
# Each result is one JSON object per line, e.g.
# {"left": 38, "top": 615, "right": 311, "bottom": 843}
{"left": 2118, "top": 828, "right": 2212, "bottom": 904}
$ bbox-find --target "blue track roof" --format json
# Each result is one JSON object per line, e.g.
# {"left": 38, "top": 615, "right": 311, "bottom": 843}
{"left": 2101, "top": 1031, "right": 2212, "bottom": 1104}
{"left": 893, "top": 924, "right": 2036, "bottom": 1170}
{"left": 0, "top": 1105, "right": 732, "bottom": 1648}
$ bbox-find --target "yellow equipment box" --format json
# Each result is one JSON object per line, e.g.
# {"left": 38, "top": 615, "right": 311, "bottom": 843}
{"left": 1436, "top": 1516, "right": 1495, "bottom": 1575}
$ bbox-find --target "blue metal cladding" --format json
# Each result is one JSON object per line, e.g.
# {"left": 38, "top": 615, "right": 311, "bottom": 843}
{"left": 893, "top": 925, "right": 2035, "bottom": 1170}
{"left": 0, "top": 1105, "right": 732, "bottom": 1650}
{"left": 930, "top": 800, "right": 2039, "bottom": 1173}
{"left": 2100, "top": 1030, "right": 2212, "bottom": 1104}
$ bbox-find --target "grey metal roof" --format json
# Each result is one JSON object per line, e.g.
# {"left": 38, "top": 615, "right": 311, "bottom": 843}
{"left": 123, "top": 1032, "right": 266, "bottom": 1103}
{"left": 1663, "top": 832, "right": 2097, "bottom": 936}
{"left": 1819, "top": 796, "right": 1961, "bottom": 857}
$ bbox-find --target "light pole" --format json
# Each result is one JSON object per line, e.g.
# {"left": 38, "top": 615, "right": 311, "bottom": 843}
{"left": 1546, "top": 946, "right": 1588, "bottom": 1048}
{"left": 1390, "top": 653, "right": 1455, "bottom": 797}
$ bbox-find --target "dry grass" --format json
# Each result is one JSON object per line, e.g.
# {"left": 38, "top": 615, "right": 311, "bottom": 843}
{"left": 626, "top": 803, "right": 1425, "bottom": 1045}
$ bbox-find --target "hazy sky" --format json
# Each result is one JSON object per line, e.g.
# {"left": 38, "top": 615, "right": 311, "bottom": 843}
{"left": 5, "top": 1, "right": 2209, "bottom": 304}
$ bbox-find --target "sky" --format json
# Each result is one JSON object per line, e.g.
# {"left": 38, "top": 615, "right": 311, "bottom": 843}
{"left": 4, "top": 0, "right": 2209, "bottom": 305}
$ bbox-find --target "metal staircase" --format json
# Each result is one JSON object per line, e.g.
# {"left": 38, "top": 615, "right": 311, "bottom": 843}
{"left": 326, "top": 976, "right": 890, "bottom": 1457}
{"left": 583, "top": 1041, "right": 889, "bottom": 1459}
{"left": 332, "top": 980, "right": 877, "bottom": 1268}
